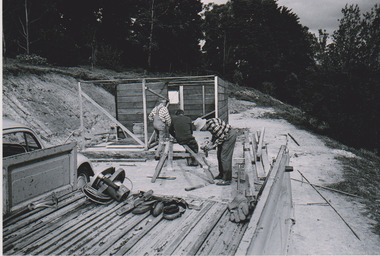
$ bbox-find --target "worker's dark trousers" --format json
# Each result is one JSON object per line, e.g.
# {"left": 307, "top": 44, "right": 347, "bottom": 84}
{"left": 217, "top": 129, "right": 237, "bottom": 181}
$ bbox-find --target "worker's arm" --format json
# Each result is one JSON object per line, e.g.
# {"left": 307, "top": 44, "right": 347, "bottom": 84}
{"left": 148, "top": 106, "right": 156, "bottom": 121}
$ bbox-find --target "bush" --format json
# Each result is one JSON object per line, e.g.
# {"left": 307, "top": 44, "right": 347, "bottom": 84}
{"left": 95, "top": 45, "right": 123, "bottom": 70}
{"left": 16, "top": 54, "right": 47, "bottom": 65}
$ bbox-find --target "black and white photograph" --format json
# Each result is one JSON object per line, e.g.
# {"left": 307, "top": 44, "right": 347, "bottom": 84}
{"left": 1, "top": 0, "right": 380, "bottom": 254}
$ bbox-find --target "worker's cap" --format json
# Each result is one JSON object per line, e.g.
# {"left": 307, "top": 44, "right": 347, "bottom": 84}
{"left": 193, "top": 118, "right": 207, "bottom": 131}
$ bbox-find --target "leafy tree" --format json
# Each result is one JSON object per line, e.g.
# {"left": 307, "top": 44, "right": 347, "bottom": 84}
{"left": 203, "top": 0, "right": 314, "bottom": 103}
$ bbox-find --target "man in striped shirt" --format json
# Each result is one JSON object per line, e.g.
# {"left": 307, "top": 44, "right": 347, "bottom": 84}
{"left": 149, "top": 99, "right": 171, "bottom": 159}
{"left": 194, "top": 117, "right": 237, "bottom": 185}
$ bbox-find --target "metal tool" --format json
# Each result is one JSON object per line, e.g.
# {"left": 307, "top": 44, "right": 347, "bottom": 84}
{"left": 84, "top": 167, "right": 130, "bottom": 203}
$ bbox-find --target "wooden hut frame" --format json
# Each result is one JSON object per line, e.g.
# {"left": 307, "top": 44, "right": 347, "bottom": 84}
{"left": 78, "top": 75, "right": 229, "bottom": 150}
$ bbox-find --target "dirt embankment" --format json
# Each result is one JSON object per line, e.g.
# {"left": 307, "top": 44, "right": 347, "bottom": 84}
{"left": 2, "top": 63, "right": 130, "bottom": 147}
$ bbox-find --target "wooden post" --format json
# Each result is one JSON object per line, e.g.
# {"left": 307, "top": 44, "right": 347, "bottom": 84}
{"left": 78, "top": 82, "right": 84, "bottom": 149}
{"left": 214, "top": 76, "right": 218, "bottom": 118}
{"left": 142, "top": 79, "right": 148, "bottom": 150}
{"left": 179, "top": 85, "right": 184, "bottom": 110}
{"left": 202, "top": 85, "right": 205, "bottom": 115}
{"left": 244, "top": 131, "right": 257, "bottom": 196}
{"left": 167, "top": 141, "right": 174, "bottom": 171}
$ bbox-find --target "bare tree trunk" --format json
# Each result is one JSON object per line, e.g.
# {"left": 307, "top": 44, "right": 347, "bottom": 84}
{"left": 3, "top": 31, "right": 6, "bottom": 56}
{"left": 223, "top": 31, "right": 226, "bottom": 75}
{"left": 24, "top": 0, "right": 30, "bottom": 54}
{"left": 147, "top": 0, "right": 155, "bottom": 70}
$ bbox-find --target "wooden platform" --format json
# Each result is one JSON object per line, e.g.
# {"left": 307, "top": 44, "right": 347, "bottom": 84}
{"left": 3, "top": 191, "right": 249, "bottom": 255}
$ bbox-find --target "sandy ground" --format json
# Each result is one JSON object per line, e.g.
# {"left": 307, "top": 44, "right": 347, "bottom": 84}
{"left": 229, "top": 100, "right": 380, "bottom": 255}
{"left": 91, "top": 99, "right": 380, "bottom": 255}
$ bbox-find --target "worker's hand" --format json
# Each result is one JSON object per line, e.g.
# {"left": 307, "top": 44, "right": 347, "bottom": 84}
{"left": 228, "top": 194, "right": 250, "bottom": 222}
{"left": 203, "top": 142, "right": 215, "bottom": 151}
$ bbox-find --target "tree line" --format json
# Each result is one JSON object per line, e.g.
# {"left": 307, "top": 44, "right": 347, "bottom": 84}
{"left": 3, "top": 0, "right": 379, "bottom": 153}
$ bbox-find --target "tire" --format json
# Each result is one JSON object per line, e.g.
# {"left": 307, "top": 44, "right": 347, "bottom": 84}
{"left": 77, "top": 168, "right": 91, "bottom": 189}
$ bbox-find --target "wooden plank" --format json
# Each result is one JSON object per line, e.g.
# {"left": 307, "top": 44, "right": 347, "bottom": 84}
{"left": 198, "top": 211, "right": 249, "bottom": 255}
{"left": 84, "top": 211, "right": 151, "bottom": 255}
{"left": 256, "top": 160, "right": 266, "bottom": 179}
{"left": 171, "top": 203, "right": 227, "bottom": 255}
{"left": 236, "top": 146, "right": 288, "bottom": 255}
{"left": 182, "top": 145, "right": 214, "bottom": 183}
{"left": 38, "top": 201, "right": 129, "bottom": 255}
{"left": 151, "top": 142, "right": 170, "bottom": 183}
{"left": 156, "top": 201, "right": 215, "bottom": 255}
{"left": 3, "top": 190, "right": 83, "bottom": 229}
{"left": 3, "top": 192, "right": 85, "bottom": 237}
{"left": 261, "top": 146, "right": 271, "bottom": 175}
{"left": 113, "top": 214, "right": 164, "bottom": 255}
{"left": 22, "top": 200, "right": 127, "bottom": 255}
{"left": 76, "top": 213, "right": 158, "bottom": 255}
{"left": 250, "top": 133, "right": 257, "bottom": 163}
{"left": 256, "top": 127, "right": 265, "bottom": 160}
{"left": 196, "top": 210, "right": 231, "bottom": 255}
{"left": 167, "top": 141, "right": 174, "bottom": 171}
{"left": 117, "top": 95, "right": 158, "bottom": 101}
{"left": 244, "top": 132, "right": 257, "bottom": 197}
{"left": 126, "top": 205, "right": 202, "bottom": 255}
{"left": 117, "top": 109, "right": 145, "bottom": 115}
{"left": 3, "top": 196, "right": 89, "bottom": 252}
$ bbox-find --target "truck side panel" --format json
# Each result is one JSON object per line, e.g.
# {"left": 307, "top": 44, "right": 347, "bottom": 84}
{"left": 3, "top": 142, "right": 77, "bottom": 216}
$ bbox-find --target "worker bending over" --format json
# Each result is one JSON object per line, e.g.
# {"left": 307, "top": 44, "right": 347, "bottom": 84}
{"left": 194, "top": 117, "right": 237, "bottom": 185}
{"left": 169, "top": 109, "right": 199, "bottom": 166}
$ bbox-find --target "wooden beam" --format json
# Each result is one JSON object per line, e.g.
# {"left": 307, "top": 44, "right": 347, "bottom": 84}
{"left": 214, "top": 76, "right": 218, "bottom": 118}
{"left": 179, "top": 85, "right": 184, "bottom": 110}
{"left": 142, "top": 79, "right": 148, "bottom": 149}
{"left": 78, "top": 82, "right": 84, "bottom": 149}
{"left": 202, "top": 85, "right": 206, "bottom": 115}
{"left": 249, "top": 133, "right": 257, "bottom": 163}
{"left": 80, "top": 91, "right": 145, "bottom": 146}
{"left": 167, "top": 141, "right": 174, "bottom": 171}
{"left": 199, "top": 110, "right": 215, "bottom": 119}
{"left": 236, "top": 146, "right": 289, "bottom": 255}
{"left": 182, "top": 145, "right": 214, "bottom": 183}
{"left": 244, "top": 131, "right": 257, "bottom": 196}
{"left": 261, "top": 146, "right": 271, "bottom": 175}
{"left": 256, "top": 128, "right": 265, "bottom": 160}
{"left": 151, "top": 142, "right": 170, "bottom": 183}
{"left": 145, "top": 86, "right": 169, "bottom": 101}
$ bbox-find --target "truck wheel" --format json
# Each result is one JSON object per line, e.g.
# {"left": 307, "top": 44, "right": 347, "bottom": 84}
{"left": 77, "top": 169, "right": 90, "bottom": 189}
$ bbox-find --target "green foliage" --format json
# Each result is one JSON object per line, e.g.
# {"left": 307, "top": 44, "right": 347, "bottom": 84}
{"left": 95, "top": 45, "right": 124, "bottom": 70}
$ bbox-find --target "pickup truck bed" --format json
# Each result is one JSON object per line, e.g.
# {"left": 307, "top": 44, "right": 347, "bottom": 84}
{"left": 3, "top": 191, "right": 248, "bottom": 255}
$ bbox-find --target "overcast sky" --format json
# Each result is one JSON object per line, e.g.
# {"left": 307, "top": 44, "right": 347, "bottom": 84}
{"left": 202, "top": 0, "right": 378, "bottom": 38}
